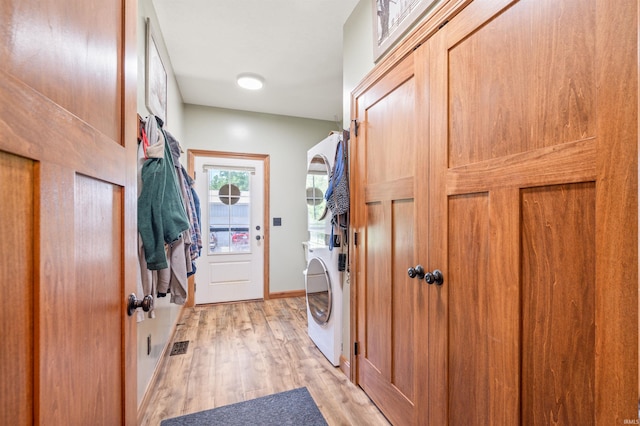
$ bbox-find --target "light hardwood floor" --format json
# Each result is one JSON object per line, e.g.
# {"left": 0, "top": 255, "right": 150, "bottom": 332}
{"left": 138, "top": 297, "right": 390, "bottom": 425}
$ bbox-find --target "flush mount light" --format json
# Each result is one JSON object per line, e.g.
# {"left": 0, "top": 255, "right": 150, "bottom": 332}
{"left": 237, "top": 73, "right": 264, "bottom": 90}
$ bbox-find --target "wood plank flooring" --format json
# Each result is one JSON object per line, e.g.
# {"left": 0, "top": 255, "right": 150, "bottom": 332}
{"left": 138, "top": 297, "right": 390, "bottom": 425}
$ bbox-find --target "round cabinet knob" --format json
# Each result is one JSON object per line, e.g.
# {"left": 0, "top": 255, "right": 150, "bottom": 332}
{"left": 425, "top": 269, "right": 444, "bottom": 285}
{"left": 407, "top": 265, "right": 425, "bottom": 280}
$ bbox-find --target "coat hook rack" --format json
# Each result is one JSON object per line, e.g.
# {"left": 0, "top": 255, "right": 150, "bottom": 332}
{"left": 137, "top": 114, "right": 145, "bottom": 142}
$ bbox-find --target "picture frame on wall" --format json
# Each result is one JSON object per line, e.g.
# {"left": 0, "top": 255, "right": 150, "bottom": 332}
{"left": 373, "top": 0, "right": 441, "bottom": 62}
{"left": 145, "top": 18, "right": 167, "bottom": 124}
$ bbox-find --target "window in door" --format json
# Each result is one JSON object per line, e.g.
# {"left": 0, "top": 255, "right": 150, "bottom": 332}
{"left": 306, "top": 155, "right": 330, "bottom": 248}
{"left": 206, "top": 167, "right": 251, "bottom": 254}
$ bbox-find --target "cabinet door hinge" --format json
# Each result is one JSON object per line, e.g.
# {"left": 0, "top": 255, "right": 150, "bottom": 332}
{"left": 354, "top": 232, "right": 359, "bottom": 247}
{"left": 352, "top": 119, "right": 359, "bottom": 137}
{"left": 354, "top": 341, "right": 359, "bottom": 356}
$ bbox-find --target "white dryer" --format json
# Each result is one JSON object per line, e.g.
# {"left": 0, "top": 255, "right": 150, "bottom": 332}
{"left": 304, "top": 133, "right": 343, "bottom": 366}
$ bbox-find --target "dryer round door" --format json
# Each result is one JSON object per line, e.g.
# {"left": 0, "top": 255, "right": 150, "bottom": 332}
{"left": 306, "top": 154, "right": 331, "bottom": 246}
{"left": 305, "top": 257, "right": 332, "bottom": 325}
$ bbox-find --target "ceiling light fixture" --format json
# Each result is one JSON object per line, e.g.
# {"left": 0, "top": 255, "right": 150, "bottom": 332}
{"left": 237, "top": 73, "right": 264, "bottom": 90}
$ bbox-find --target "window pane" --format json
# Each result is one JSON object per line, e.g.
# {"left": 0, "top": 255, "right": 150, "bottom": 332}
{"left": 306, "top": 172, "right": 329, "bottom": 247}
{"left": 207, "top": 168, "right": 251, "bottom": 254}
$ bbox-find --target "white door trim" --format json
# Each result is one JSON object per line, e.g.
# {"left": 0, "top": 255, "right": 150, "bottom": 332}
{"left": 186, "top": 149, "right": 270, "bottom": 306}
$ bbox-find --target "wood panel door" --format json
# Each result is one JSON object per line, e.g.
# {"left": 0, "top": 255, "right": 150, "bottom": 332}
{"left": 352, "top": 0, "right": 637, "bottom": 424}
{"left": 0, "top": 0, "right": 138, "bottom": 424}
{"left": 352, "top": 47, "right": 431, "bottom": 425}
{"left": 427, "top": 0, "right": 638, "bottom": 424}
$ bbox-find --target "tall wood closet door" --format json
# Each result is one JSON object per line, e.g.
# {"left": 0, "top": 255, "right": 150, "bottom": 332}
{"left": 427, "top": 0, "right": 638, "bottom": 424}
{"left": 0, "top": 0, "right": 138, "bottom": 424}
{"left": 352, "top": 47, "right": 431, "bottom": 425}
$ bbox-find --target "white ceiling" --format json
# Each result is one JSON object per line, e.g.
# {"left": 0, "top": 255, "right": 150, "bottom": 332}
{"left": 152, "top": 0, "right": 361, "bottom": 122}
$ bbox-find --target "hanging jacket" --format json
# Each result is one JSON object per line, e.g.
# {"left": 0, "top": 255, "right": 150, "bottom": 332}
{"left": 325, "top": 135, "right": 350, "bottom": 250}
{"left": 138, "top": 125, "right": 190, "bottom": 270}
{"left": 164, "top": 130, "right": 202, "bottom": 263}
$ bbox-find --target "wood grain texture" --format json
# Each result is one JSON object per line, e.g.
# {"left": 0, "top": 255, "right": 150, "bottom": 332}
{"left": 1, "top": 0, "right": 138, "bottom": 423}
{"left": 1, "top": 0, "right": 123, "bottom": 141}
{"left": 447, "top": 193, "right": 492, "bottom": 424}
{"left": 427, "top": 0, "right": 636, "bottom": 424}
{"left": 365, "top": 177, "right": 414, "bottom": 203}
{"left": 358, "top": 359, "right": 413, "bottom": 425}
{"left": 39, "top": 168, "right": 124, "bottom": 424}
{"left": 74, "top": 175, "right": 124, "bottom": 424}
{"left": 352, "top": 108, "right": 367, "bottom": 388}
{"left": 486, "top": 188, "right": 521, "bottom": 424}
{"left": 446, "top": 138, "right": 596, "bottom": 195}
{"left": 425, "top": 29, "right": 450, "bottom": 426}
{"left": 391, "top": 200, "right": 415, "bottom": 401}
{"left": 359, "top": 54, "right": 414, "bottom": 111}
{"left": 594, "top": 0, "right": 638, "bottom": 422}
{"left": 37, "top": 164, "right": 75, "bottom": 423}
{"left": 365, "top": 77, "right": 415, "bottom": 186}
{"left": 354, "top": 49, "right": 422, "bottom": 425}
{"left": 138, "top": 298, "right": 389, "bottom": 426}
{"left": 364, "top": 202, "right": 390, "bottom": 371}
{"left": 0, "top": 70, "right": 128, "bottom": 186}
{"left": 412, "top": 42, "right": 432, "bottom": 426}
{"left": 351, "top": 0, "right": 637, "bottom": 424}
{"left": 521, "top": 183, "right": 596, "bottom": 425}
{"left": 448, "top": 0, "right": 595, "bottom": 168}
{"left": 0, "top": 152, "right": 34, "bottom": 425}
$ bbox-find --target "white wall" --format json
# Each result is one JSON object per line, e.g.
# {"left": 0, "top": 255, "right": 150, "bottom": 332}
{"left": 343, "top": 0, "right": 375, "bottom": 126}
{"left": 136, "top": 0, "right": 186, "bottom": 407}
{"left": 183, "top": 104, "right": 337, "bottom": 294}
{"left": 137, "top": 0, "right": 184, "bottom": 138}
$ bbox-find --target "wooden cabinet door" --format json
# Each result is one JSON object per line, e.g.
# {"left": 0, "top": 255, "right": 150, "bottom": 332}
{"left": 0, "top": 0, "right": 138, "bottom": 424}
{"left": 428, "top": 0, "right": 637, "bottom": 424}
{"left": 352, "top": 47, "right": 431, "bottom": 425}
{"left": 353, "top": 0, "right": 637, "bottom": 424}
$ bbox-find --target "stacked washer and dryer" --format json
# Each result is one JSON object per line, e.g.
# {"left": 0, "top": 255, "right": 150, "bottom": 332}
{"left": 304, "top": 132, "right": 343, "bottom": 366}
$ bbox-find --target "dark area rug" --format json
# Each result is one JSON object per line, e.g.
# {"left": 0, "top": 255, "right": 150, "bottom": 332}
{"left": 160, "top": 387, "right": 328, "bottom": 425}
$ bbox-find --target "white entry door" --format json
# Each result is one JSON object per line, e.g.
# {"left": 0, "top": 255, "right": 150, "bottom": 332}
{"left": 194, "top": 155, "right": 265, "bottom": 304}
